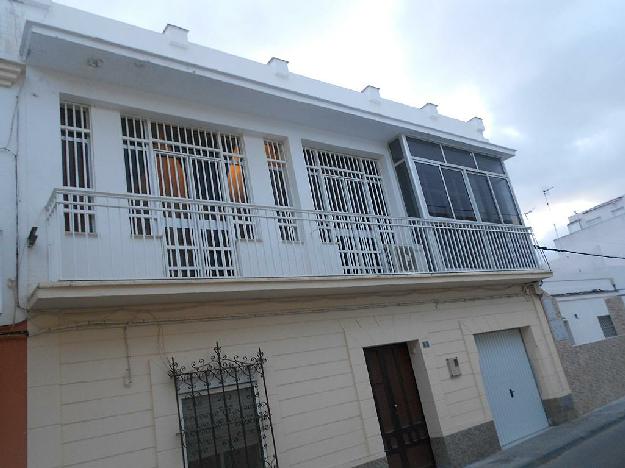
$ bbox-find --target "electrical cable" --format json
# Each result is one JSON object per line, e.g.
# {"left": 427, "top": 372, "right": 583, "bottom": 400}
{"left": 535, "top": 246, "right": 625, "bottom": 261}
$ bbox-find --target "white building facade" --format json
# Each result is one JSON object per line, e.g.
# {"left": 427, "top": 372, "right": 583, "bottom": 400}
{"left": 543, "top": 196, "right": 625, "bottom": 345}
{"left": 1, "top": 2, "right": 574, "bottom": 467}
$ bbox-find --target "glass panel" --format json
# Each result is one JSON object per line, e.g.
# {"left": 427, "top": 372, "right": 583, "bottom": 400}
{"left": 598, "top": 315, "right": 617, "bottom": 338}
{"left": 157, "top": 155, "right": 188, "bottom": 198}
{"left": 415, "top": 163, "right": 453, "bottom": 218}
{"left": 394, "top": 161, "right": 420, "bottom": 218}
{"left": 182, "top": 390, "right": 262, "bottom": 468}
{"left": 490, "top": 177, "right": 521, "bottom": 225}
{"left": 388, "top": 138, "right": 405, "bottom": 163}
{"left": 191, "top": 158, "right": 224, "bottom": 201}
{"left": 468, "top": 174, "right": 500, "bottom": 223}
{"left": 442, "top": 169, "right": 476, "bottom": 221}
{"left": 303, "top": 147, "right": 388, "bottom": 216}
{"left": 475, "top": 153, "right": 505, "bottom": 174}
{"left": 407, "top": 138, "right": 444, "bottom": 162}
{"left": 443, "top": 146, "right": 476, "bottom": 168}
{"left": 225, "top": 156, "right": 249, "bottom": 203}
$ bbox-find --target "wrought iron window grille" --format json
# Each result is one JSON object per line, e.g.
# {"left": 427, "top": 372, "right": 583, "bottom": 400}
{"left": 169, "top": 344, "right": 279, "bottom": 468}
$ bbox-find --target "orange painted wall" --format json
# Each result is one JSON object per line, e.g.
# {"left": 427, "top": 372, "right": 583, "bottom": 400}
{"left": 0, "top": 321, "right": 27, "bottom": 468}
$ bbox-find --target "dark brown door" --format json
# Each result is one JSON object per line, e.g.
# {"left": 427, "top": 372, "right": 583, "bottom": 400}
{"left": 364, "top": 343, "right": 436, "bottom": 468}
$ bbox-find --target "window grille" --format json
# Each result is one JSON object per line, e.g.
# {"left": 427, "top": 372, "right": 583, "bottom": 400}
{"left": 598, "top": 315, "right": 617, "bottom": 338}
{"left": 122, "top": 117, "right": 155, "bottom": 236}
{"left": 60, "top": 102, "right": 95, "bottom": 233}
{"left": 120, "top": 116, "right": 253, "bottom": 278}
{"left": 303, "top": 147, "right": 390, "bottom": 274}
{"left": 169, "top": 344, "right": 278, "bottom": 468}
{"left": 264, "top": 140, "right": 298, "bottom": 241}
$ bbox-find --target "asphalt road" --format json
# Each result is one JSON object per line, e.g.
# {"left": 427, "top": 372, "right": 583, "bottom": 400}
{"left": 541, "top": 418, "right": 625, "bottom": 467}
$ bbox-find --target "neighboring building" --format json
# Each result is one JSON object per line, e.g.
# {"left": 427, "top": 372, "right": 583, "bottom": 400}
{"left": 543, "top": 195, "right": 625, "bottom": 346}
{"left": 541, "top": 196, "right": 625, "bottom": 416}
{"left": 1, "top": 1, "right": 575, "bottom": 467}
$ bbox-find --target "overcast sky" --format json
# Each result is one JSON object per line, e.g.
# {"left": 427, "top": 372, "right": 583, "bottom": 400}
{"left": 58, "top": 0, "right": 625, "bottom": 244}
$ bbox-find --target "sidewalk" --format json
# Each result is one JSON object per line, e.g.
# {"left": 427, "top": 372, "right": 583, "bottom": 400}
{"left": 468, "top": 396, "right": 625, "bottom": 468}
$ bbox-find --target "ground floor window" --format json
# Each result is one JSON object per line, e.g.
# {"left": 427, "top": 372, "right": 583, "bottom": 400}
{"left": 169, "top": 345, "right": 278, "bottom": 468}
{"left": 598, "top": 315, "right": 617, "bottom": 338}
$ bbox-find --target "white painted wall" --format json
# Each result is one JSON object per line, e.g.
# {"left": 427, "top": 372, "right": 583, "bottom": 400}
{"left": 556, "top": 214, "right": 625, "bottom": 264}
{"left": 556, "top": 296, "right": 613, "bottom": 345}
{"left": 0, "top": 85, "right": 19, "bottom": 325}
{"left": 0, "top": 1, "right": 526, "bottom": 310}
{"left": 12, "top": 66, "right": 408, "bottom": 298}
{"left": 567, "top": 196, "right": 624, "bottom": 233}
{"left": 544, "top": 197, "right": 625, "bottom": 334}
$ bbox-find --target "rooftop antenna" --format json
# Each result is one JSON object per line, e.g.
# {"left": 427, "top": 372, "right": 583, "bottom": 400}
{"left": 542, "top": 186, "right": 560, "bottom": 239}
{"left": 523, "top": 208, "right": 534, "bottom": 223}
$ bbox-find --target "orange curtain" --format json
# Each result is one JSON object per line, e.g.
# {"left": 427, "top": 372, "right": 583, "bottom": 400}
{"left": 157, "top": 155, "right": 187, "bottom": 198}
{"left": 227, "top": 157, "right": 247, "bottom": 203}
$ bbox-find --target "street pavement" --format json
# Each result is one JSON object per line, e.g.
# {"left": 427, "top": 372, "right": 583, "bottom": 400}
{"left": 541, "top": 417, "right": 625, "bottom": 467}
{"left": 468, "top": 396, "right": 625, "bottom": 468}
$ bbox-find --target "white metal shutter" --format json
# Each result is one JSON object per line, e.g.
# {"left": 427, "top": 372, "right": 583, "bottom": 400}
{"left": 475, "top": 329, "right": 549, "bottom": 446}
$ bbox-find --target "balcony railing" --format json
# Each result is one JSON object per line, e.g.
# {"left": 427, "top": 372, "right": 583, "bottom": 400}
{"left": 44, "top": 189, "right": 547, "bottom": 282}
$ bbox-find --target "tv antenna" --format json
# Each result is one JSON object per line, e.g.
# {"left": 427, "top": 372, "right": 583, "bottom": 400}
{"left": 542, "top": 186, "right": 560, "bottom": 239}
{"left": 523, "top": 208, "right": 534, "bottom": 222}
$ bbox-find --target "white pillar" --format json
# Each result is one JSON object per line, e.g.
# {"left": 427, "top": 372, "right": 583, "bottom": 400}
{"left": 91, "top": 107, "right": 125, "bottom": 193}
{"left": 242, "top": 134, "right": 274, "bottom": 206}
{"left": 283, "top": 134, "right": 314, "bottom": 210}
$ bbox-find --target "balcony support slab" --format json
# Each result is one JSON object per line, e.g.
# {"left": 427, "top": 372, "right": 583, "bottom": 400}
{"left": 29, "top": 270, "right": 551, "bottom": 311}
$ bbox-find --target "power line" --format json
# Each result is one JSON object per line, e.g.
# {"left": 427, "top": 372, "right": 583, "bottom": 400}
{"left": 536, "top": 245, "right": 625, "bottom": 260}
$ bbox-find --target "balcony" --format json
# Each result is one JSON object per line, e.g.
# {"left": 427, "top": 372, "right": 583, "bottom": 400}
{"left": 41, "top": 189, "right": 547, "bottom": 287}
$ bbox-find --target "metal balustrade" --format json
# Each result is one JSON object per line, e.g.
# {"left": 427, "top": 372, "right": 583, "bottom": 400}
{"left": 44, "top": 189, "right": 548, "bottom": 282}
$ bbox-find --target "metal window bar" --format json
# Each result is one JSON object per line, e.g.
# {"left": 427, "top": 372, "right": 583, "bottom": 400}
{"left": 120, "top": 116, "right": 255, "bottom": 278}
{"left": 60, "top": 102, "right": 95, "bottom": 234}
{"left": 264, "top": 140, "right": 298, "bottom": 242}
{"left": 169, "top": 344, "right": 279, "bottom": 468}
{"left": 598, "top": 315, "right": 617, "bottom": 338}
{"left": 303, "top": 147, "right": 391, "bottom": 274}
{"left": 45, "top": 188, "right": 547, "bottom": 280}
{"left": 122, "top": 116, "right": 156, "bottom": 236}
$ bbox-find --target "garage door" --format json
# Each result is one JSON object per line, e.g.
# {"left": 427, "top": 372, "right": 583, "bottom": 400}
{"left": 475, "top": 329, "right": 549, "bottom": 446}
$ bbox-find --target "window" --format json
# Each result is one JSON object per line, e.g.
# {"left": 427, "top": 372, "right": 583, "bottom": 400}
{"left": 122, "top": 117, "right": 154, "bottom": 236}
{"left": 60, "top": 102, "right": 95, "bottom": 233}
{"left": 475, "top": 153, "right": 504, "bottom": 174}
{"left": 468, "top": 174, "right": 500, "bottom": 224}
{"left": 170, "top": 345, "right": 278, "bottom": 468}
{"left": 265, "top": 140, "right": 298, "bottom": 241}
{"left": 303, "top": 147, "right": 389, "bottom": 217}
{"left": 181, "top": 390, "right": 262, "bottom": 468}
{"left": 120, "top": 116, "right": 250, "bottom": 278}
{"left": 443, "top": 146, "right": 476, "bottom": 169}
{"left": 490, "top": 178, "right": 521, "bottom": 225}
{"left": 405, "top": 137, "right": 521, "bottom": 225}
{"left": 406, "top": 138, "right": 444, "bottom": 162}
{"left": 415, "top": 163, "right": 452, "bottom": 218}
{"left": 389, "top": 139, "right": 420, "bottom": 218}
{"left": 442, "top": 168, "right": 476, "bottom": 221}
{"left": 304, "top": 147, "right": 390, "bottom": 274}
{"left": 598, "top": 315, "right": 617, "bottom": 338}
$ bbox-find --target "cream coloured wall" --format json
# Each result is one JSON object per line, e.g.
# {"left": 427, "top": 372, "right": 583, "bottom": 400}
{"left": 27, "top": 285, "right": 568, "bottom": 468}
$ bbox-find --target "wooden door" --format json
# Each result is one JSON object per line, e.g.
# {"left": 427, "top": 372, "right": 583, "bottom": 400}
{"left": 364, "top": 343, "right": 436, "bottom": 468}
